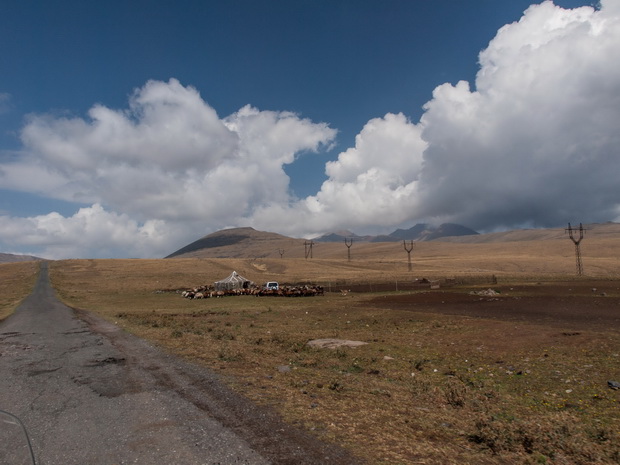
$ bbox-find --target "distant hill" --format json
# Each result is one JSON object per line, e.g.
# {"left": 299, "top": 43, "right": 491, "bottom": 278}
{"left": 165, "top": 222, "right": 619, "bottom": 260}
{"left": 314, "top": 231, "right": 375, "bottom": 242}
{"left": 0, "top": 253, "right": 42, "bottom": 264}
{"left": 417, "top": 223, "right": 480, "bottom": 241}
{"left": 378, "top": 224, "right": 431, "bottom": 242}
{"left": 165, "top": 227, "right": 301, "bottom": 259}
{"left": 315, "top": 223, "right": 479, "bottom": 243}
{"left": 438, "top": 222, "right": 619, "bottom": 243}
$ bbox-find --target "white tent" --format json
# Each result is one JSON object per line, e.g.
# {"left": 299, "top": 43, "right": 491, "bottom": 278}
{"left": 214, "top": 271, "right": 253, "bottom": 291}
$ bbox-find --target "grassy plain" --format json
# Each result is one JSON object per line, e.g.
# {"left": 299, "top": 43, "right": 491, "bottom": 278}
{"left": 3, "top": 229, "right": 620, "bottom": 464}
{"left": 43, "top": 230, "right": 620, "bottom": 465}
{"left": 0, "top": 261, "right": 40, "bottom": 321}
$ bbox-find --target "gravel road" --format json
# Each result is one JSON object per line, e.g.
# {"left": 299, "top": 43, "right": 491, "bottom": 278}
{"left": 0, "top": 262, "right": 360, "bottom": 465}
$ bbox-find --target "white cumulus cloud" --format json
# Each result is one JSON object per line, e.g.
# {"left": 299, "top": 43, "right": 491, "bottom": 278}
{"left": 2, "top": 0, "right": 620, "bottom": 258}
{"left": 0, "top": 204, "right": 172, "bottom": 259}
{"left": 268, "top": 0, "right": 620, "bottom": 237}
{"left": 0, "top": 79, "right": 336, "bottom": 257}
{"left": 415, "top": 0, "right": 620, "bottom": 230}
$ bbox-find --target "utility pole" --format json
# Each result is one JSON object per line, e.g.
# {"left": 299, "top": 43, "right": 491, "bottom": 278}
{"left": 403, "top": 240, "right": 414, "bottom": 272}
{"left": 566, "top": 223, "right": 586, "bottom": 276}
{"left": 344, "top": 237, "right": 353, "bottom": 262}
{"left": 304, "top": 240, "right": 314, "bottom": 259}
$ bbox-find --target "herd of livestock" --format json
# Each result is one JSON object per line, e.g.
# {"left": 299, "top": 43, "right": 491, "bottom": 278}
{"left": 180, "top": 284, "right": 324, "bottom": 299}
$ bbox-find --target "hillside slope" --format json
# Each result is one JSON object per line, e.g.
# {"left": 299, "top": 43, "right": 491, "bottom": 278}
{"left": 437, "top": 222, "right": 618, "bottom": 243}
{"left": 165, "top": 223, "right": 619, "bottom": 261}
{"left": 0, "top": 253, "right": 42, "bottom": 264}
{"left": 166, "top": 227, "right": 304, "bottom": 259}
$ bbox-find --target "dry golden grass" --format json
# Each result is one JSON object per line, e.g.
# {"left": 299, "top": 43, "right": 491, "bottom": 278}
{"left": 0, "top": 261, "right": 40, "bottom": 321}
{"left": 166, "top": 223, "right": 620, "bottom": 279}
{"left": 1, "top": 229, "right": 618, "bottom": 463}
{"left": 173, "top": 222, "right": 620, "bottom": 267}
{"left": 46, "top": 233, "right": 620, "bottom": 465}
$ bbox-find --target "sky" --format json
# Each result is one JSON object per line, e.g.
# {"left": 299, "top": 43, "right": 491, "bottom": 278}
{"left": 1, "top": 0, "right": 618, "bottom": 259}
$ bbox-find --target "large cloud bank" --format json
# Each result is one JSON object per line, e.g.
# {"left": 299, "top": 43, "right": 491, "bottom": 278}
{"left": 0, "top": 80, "right": 336, "bottom": 257}
{"left": 298, "top": 0, "right": 620, "bottom": 234}
{"left": 1, "top": 0, "right": 620, "bottom": 258}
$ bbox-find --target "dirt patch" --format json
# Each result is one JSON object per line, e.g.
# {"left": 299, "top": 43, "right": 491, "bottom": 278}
{"left": 363, "top": 281, "right": 620, "bottom": 332}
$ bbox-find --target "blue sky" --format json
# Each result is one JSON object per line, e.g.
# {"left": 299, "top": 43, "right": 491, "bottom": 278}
{"left": 1, "top": 0, "right": 617, "bottom": 259}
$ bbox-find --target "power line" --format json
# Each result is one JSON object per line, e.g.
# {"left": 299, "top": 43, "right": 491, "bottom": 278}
{"left": 304, "top": 240, "right": 314, "bottom": 259}
{"left": 565, "top": 223, "right": 586, "bottom": 276}
{"left": 344, "top": 237, "right": 353, "bottom": 262}
{"left": 403, "top": 240, "right": 414, "bottom": 272}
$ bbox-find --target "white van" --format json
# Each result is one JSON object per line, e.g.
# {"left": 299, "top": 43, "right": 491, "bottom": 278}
{"left": 264, "top": 281, "right": 279, "bottom": 291}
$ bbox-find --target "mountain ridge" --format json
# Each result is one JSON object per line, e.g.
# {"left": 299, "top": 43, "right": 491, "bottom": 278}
{"left": 165, "top": 227, "right": 296, "bottom": 258}
{"left": 165, "top": 223, "right": 620, "bottom": 259}
{"left": 314, "top": 223, "right": 479, "bottom": 243}
{"left": 166, "top": 223, "right": 480, "bottom": 259}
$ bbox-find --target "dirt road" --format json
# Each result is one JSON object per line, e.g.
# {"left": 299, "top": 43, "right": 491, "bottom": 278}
{"left": 0, "top": 263, "right": 359, "bottom": 465}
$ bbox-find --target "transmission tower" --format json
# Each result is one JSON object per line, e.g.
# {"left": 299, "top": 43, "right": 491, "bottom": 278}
{"left": 403, "top": 240, "right": 414, "bottom": 272}
{"left": 565, "top": 223, "right": 586, "bottom": 276}
{"left": 277, "top": 248, "right": 285, "bottom": 259}
{"left": 344, "top": 237, "right": 353, "bottom": 262}
{"left": 304, "top": 240, "right": 314, "bottom": 259}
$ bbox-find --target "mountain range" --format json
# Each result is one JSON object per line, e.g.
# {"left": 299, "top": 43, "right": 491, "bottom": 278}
{"left": 313, "top": 223, "right": 479, "bottom": 243}
{"left": 165, "top": 223, "right": 479, "bottom": 259}
{"left": 2, "top": 222, "right": 617, "bottom": 261}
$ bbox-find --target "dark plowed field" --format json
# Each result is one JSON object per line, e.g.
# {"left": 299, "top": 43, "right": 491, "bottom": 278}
{"left": 362, "top": 281, "right": 620, "bottom": 332}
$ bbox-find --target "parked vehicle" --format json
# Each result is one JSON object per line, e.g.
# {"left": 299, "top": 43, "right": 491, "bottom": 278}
{"left": 263, "top": 281, "right": 279, "bottom": 291}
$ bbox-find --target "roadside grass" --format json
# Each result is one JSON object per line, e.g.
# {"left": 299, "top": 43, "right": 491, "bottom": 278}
{"left": 0, "top": 261, "right": 40, "bottom": 321}
{"left": 49, "top": 259, "right": 620, "bottom": 464}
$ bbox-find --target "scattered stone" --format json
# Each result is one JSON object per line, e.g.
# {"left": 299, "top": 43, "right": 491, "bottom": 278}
{"left": 469, "top": 288, "right": 500, "bottom": 296}
{"left": 383, "top": 356, "right": 394, "bottom": 361}
{"left": 277, "top": 365, "right": 291, "bottom": 373}
{"left": 608, "top": 380, "right": 620, "bottom": 390}
{"left": 306, "top": 339, "right": 368, "bottom": 349}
